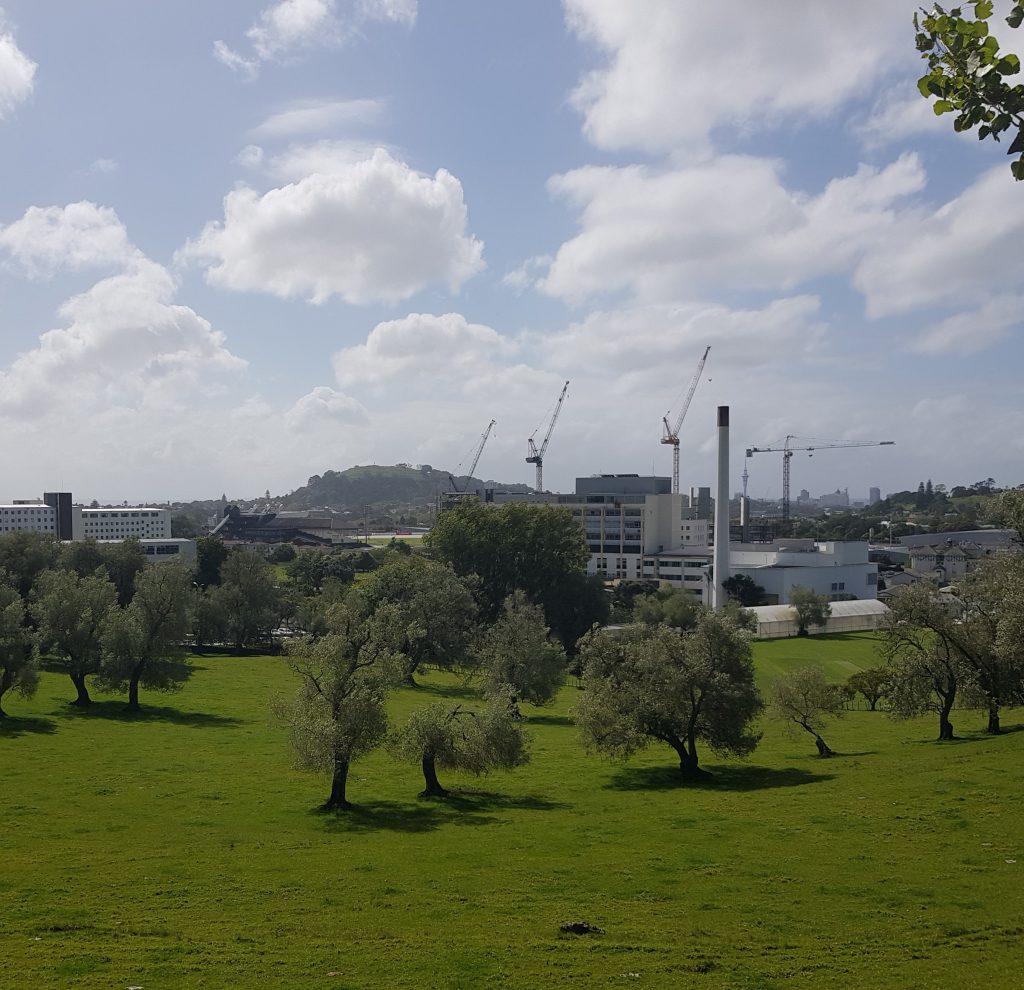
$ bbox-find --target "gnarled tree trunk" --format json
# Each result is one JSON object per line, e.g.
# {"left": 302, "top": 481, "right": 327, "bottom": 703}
{"left": 669, "top": 736, "right": 701, "bottom": 777}
{"left": 323, "top": 757, "right": 351, "bottom": 810}
{"left": 814, "top": 734, "right": 834, "bottom": 757}
{"left": 69, "top": 671, "right": 92, "bottom": 706}
{"left": 421, "top": 754, "right": 447, "bottom": 797}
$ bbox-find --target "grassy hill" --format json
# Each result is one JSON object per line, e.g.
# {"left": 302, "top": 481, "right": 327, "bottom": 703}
{"left": 3, "top": 638, "right": 1023, "bottom": 988}
{"left": 281, "top": 464, "right": 532, "bottom": 513}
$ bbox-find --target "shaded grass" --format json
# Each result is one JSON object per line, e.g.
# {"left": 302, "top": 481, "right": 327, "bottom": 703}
{"left": 605, "top": 763, "right": 834, "bottom": 792}
{"left": 1, "top": 637, "right": 1023, "bottom": 989}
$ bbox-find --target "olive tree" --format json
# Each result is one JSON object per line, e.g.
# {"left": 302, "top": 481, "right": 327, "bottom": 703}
{"left": 771, "top": 666, "right": 846, "bottom": 757}
{"left": 0, "top": 582, "right": 36, "bottom": 717}
{"left": 97, "top": 563, "right": 193, "bottom": 709}
{"left": 575, "top": 612, "right": 762, "bottom": 777}
{"left": 213, "top": 551, "right": 283, "bottom": 649}
{"left": 881, "top": 584, "right": 977, "bottom": 740}
{"left": 387, "top": 695, "right": 529, "bottom": 797}
{"left": 789, "top": 586, "right": 831, "bottom": 636}
{"left": 31, "top": 570, "right": 117, "bottom": 705}
{"left": 352, "top": 556, "right": 478, "bottom": 685}
{"left": 846, "top": 667, "right": 892, "bottom": 711}
{"left": 276, "top": 605, "right": 402, "bottom": 810}
{"left": 472, "top": 592, "right": 567, "bottom": 710}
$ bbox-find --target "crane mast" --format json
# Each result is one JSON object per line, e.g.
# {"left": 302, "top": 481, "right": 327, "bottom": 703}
{"left": 449, "top": 419, "right": 496, "bottom": 494}
{"left": 526, "top": 381, "right": 569, "bottom": 493}
{"left": 744, "top": 436, "right": 895, "bottom": 523}
{"left": 660, "top": 345, "right": 711, "bottom": 495}
{"left": 466, "top": 419, "right": 495, "bottom": 484}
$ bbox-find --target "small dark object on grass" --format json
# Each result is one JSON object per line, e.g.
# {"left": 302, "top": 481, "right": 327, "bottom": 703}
{"left": 560, "top": 920, "right": 604, "bottom": 935}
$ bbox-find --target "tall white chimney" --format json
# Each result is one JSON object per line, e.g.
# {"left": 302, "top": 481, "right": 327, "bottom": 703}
{"left": 713, "top": 405, "right": 730, "bottom": 609}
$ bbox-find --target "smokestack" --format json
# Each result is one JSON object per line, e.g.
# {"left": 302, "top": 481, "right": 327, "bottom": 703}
{"left": 713, "top": 405, "right": 730, "bottom": 609}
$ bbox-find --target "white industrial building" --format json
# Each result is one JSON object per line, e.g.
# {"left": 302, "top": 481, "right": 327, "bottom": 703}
{"left": 98, "top": 538, "right": 196, "bottom": 566}
{"left": 748, "top": 599, "right": 890, "bottom": 638}
{"left": 642, "top": 539, "right": 878, "bottom": 606}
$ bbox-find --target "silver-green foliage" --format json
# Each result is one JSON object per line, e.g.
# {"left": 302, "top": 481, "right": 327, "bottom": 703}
{"left": 388, "top": 694, "right": 529, "bottom": 795}
{"left": 31, "top": 569, "right": 118, "bottom": 705}
{"left": 277, "top": 604, "right": 403, "bottom": 808}
{"left": 574, "top": 612, "right": 762, "bottom": 775}
{"left": 472, "top": 591, "right": 566, "bottom": 706}
{"left": 0, "top": 580, "right": 36, "bottom": 716}
{"left": 96, "top": 563, "right": 193, "bottom": 707}
{"left": 771, "top": 666, "right": 846, "bottom": 757}
{"left": 789, "top": 586, "right": 832, "bottom": 635}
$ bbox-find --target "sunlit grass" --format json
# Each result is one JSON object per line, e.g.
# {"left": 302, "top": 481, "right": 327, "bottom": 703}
{"left": 1, "top": 634, "right": 1022, "bottom": 988}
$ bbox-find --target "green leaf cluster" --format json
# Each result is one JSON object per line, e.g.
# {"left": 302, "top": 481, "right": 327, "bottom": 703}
{"left": 915, "top": 2, "right": 1024, "bottom": 178}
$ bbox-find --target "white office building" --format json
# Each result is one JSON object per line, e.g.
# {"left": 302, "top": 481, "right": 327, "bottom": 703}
{"left": 0, "top": 502, "right": 58, "bottom": 533}
{"left": 0, "top": 493, "right": 171, "bottom": 542}
{"left": 79, "top": 506, "right": 171, "bottom": 540}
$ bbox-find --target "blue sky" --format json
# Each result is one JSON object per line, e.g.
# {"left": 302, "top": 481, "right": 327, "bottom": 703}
{"left": 0, "top": 0, "right": 1020, "bottom": 504}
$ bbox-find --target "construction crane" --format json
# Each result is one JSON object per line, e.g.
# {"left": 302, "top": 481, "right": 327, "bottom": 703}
{"left": 745, "top": 436, "right": 895, "bottom": 523}
{"left": 526, "top": 381, "right": 569, "bottom": 493}
{"left": 660, "top": 345, "right": 711, "bottom": 495}
{"left": 449, "top": 419, "right": 496, "bottom": 493}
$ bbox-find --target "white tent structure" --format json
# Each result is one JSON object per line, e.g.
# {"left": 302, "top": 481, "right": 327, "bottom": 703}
{"left": 749, "top": 599, "right": 890, "bottom": 639}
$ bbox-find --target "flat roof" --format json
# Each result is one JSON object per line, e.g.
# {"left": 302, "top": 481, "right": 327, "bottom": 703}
{"left": 81, "top": 507, "right": 166, "bottom": 512}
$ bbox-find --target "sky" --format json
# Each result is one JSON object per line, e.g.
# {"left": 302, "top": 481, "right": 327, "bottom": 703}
{"left": 0, "top": 0, "right": 1021, "bottom": 505}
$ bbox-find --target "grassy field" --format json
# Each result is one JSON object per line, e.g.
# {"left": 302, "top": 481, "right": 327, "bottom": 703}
{"left": 2, "top": 635, "right": 1023, "bottom": 989}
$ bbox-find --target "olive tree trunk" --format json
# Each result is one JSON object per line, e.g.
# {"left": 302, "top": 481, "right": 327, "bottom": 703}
{"left": 69, "top": 671, "right": 92, "bottom": 706}
{"left": 323, "top": 758, "right": 351, "bottom": 810}
{"left": 421, "top": 754, "right": 447, "bottom": 797}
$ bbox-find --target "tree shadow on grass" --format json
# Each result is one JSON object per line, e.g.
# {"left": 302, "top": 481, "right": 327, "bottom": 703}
{"left": 426, "top": 789, "right": 570, "bottom": 813}
{"left": 57, "top": 700, "right": 243, "bottom": 728}
{"left": 312, "top": 790, "right": 569, "bottom": 834}
{"left": 0, "top": 715, "right": 57, "bottom": 737}
{"left": 408, "top": 680, "right": 480, "bottom": 701}
{"left": 605, "top": 764, "right": 834, "bottom": 793}
{"left": 312, "top": 800, "right": 501, "bottom": 834}
{"left": 524, "top": 714, "right": 574, "bottom": 727}
{"left": 908, "top": 722, "right": 1024, "bottom": 747}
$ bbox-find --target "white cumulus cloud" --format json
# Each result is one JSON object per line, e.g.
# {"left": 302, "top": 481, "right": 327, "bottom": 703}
{"left": 0, "top": 203, "right": 246, "bottom": 429}
{"left": 540, "top": 153, "right": 925, "bottom": 304}
{"left": 855, "top": 165, "right": 1024, "bottom": 319}
{"left": 333, "top": 312, "right": 514, "bottom": 388}
{"left": 286, "top": 385, "right": 369, "bottom": 429}
{"left": 0, "top": 11, "right": 35, "bottom": 119}
{"left": 0, "top": 259, "right": 245, "bottom": 418}
{"left": 563, "top": 0, "right": 911, "bottom": 154}
{"left": 0, "top": 201, "right": 138, "bottom": 275}
{"left": 180, "top": 149, "right": 484, "bottom": 305}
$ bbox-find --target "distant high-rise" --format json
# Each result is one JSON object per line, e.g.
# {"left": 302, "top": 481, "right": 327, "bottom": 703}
{"left": 869, "top": 486, "right": 881, "bottom": 504}
{"left": 688, "top": 486, "right": 711, "bottom": 520}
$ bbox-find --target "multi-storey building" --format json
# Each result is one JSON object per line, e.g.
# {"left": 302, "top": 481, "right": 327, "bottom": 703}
{"left": 0, "top": 492, "right": 171, "bottom": 541}
{"left": 79, "top": 506, "right": 171, "bottom": 540}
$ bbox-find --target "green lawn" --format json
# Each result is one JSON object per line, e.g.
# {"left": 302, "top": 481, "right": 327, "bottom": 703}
{"left": 2, "top": 635, "right": 1023, "bottom": 989}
